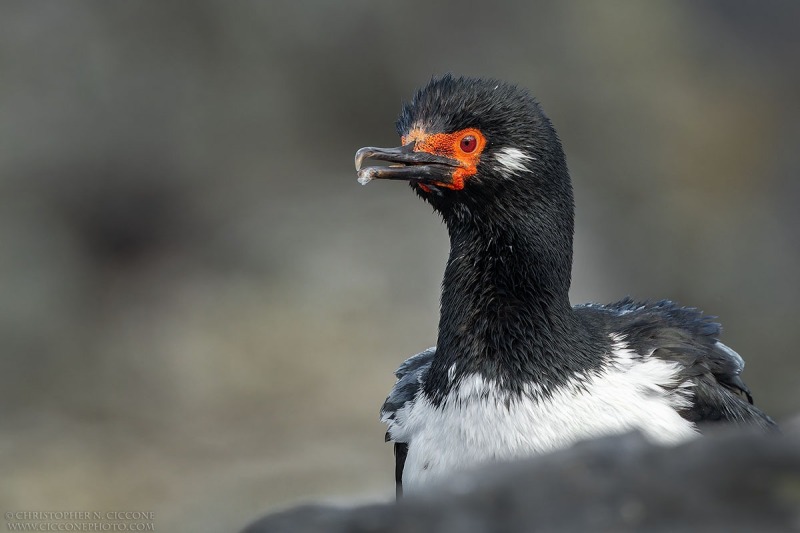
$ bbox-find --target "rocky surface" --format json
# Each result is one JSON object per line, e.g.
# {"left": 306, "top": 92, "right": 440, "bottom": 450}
{"left": 244, "top": 428, "right": 800, "bottom": 533}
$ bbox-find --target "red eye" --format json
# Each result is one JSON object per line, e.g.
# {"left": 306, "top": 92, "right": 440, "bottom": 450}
{"left": 460, "top": 135, "right": 477, "bottom": 153}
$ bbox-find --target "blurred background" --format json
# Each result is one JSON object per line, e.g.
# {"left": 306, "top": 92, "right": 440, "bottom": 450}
{"left": 1, "top": 1, "right": 799, "bottom": 531}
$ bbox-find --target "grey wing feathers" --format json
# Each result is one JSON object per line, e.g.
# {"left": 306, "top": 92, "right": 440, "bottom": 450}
{"left": 381, "top": 347, "right": 435, "bottom": 499}
{"left": 380, "top": 347, "right": 434, "bottom": 438}
{"left": 708, "top": 341, "right": 752, "bottom": 403}
{"left": 592, "top": 299, "right": 776, "bottom": 430}
{"left": 682, "top": 340, "right": 776, "bottom": 428}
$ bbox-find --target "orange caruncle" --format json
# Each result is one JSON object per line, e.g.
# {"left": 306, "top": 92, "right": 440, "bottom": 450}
{"left": 401, "top": 127, "right": 487, "bottom": 190}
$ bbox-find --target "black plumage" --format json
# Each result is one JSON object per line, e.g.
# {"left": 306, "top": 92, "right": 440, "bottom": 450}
{"left": 359, "top": 75, "right": 777, "bottom": 496}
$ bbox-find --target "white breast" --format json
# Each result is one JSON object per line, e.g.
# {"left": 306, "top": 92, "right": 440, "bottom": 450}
{"left": 387, "top": 342, "right": 698, "bottom": 493}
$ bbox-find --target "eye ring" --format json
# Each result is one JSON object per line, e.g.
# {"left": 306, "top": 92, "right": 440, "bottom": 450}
{"left": 460, "top": 135, "right": 478, "bottom": 153}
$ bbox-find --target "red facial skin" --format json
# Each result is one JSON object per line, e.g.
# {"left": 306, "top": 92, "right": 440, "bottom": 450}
{"left": 401, "top": 128, "right": 487, "bottom": 191}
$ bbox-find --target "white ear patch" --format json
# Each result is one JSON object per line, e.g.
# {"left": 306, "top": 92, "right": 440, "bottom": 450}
{"left": 494, "top": 147, "right": 535, "bottom": 177}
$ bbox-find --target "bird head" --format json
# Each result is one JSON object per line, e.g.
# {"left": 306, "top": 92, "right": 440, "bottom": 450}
{"left": 355, "top": 75, "right": 573, "bottom": 225}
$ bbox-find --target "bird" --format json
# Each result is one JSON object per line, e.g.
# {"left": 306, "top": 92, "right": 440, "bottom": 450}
{"left": 354, "top": 75, "right": 776, "bottom": 498}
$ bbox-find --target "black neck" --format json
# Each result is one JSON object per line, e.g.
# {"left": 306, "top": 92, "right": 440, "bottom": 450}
{"left": 424, "top": 195, "right": 600, "bottom": 401}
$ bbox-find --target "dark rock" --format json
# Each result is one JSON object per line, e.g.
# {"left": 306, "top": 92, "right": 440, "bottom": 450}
{"left": 243, "top": 428, "right": 800, "bottom": 533}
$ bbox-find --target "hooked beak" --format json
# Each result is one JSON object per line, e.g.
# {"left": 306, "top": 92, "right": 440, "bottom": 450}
{"left": 354, "top": 143, "right": 461, "bottom": 186}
